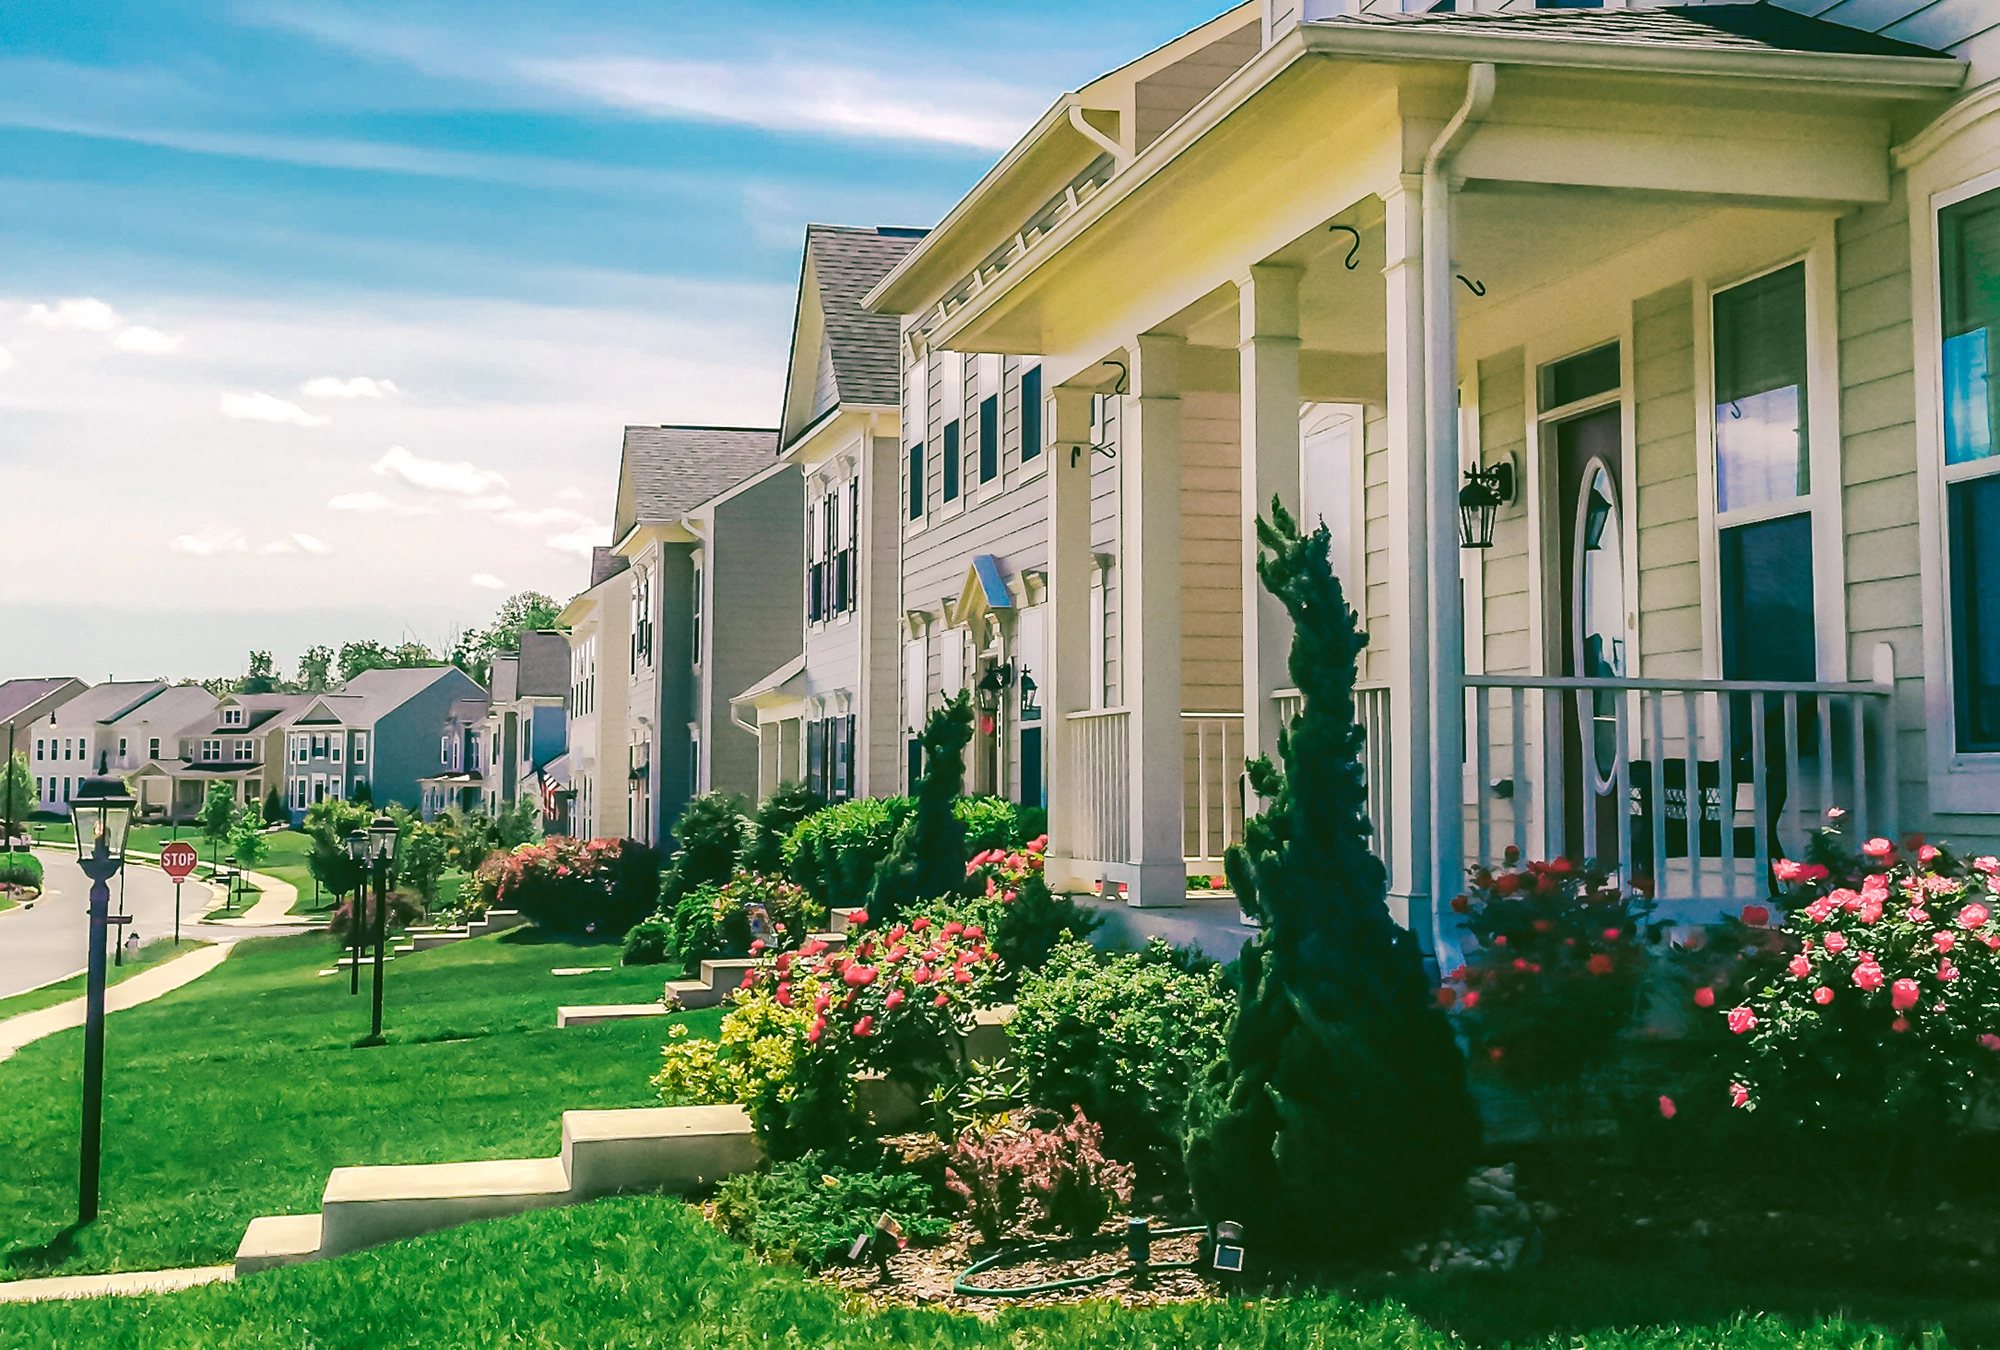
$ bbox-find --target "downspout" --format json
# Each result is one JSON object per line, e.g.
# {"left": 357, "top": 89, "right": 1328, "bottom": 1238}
{"left": 1422, "top": 62, "right": 1495, "bottom": 967}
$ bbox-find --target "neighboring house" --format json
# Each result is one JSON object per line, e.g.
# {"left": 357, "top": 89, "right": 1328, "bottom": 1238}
{"left": 102, "top": 685, "right": 221, "bottom": 816}
{"left": 865, "top": 0, "right": 1995, "bottom": 965}
{"left": 731, "top": 225, "right": 923, "bottom": 803}
{"left": 0, "top": 677, "right": 86, "bottom": 767}
{"left": 419, "top": 694, "right": 491, "bottom": 821}
{"left": 280, "top": 666, "right": 483, "bottom": 820}
{"left": 157, "top": 692, "right": 311, "bottom": 821}
{"left": 26, "top": 681, "right": 168, "bottom": 811}
{"left": 557, "top": 546, "right": 632, "bottom": 839}
{"left": 607, "top": 425, "right": 781, "bottom": 845}
{"left": 474, "top": 631, "right": 570, "bottom": 817}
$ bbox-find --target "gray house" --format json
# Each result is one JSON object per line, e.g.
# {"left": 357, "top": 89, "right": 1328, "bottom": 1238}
{"left": 418, "top": 694, "right": 491, "bottom": 820}
{"left": 475, "top": 631, "right": 570, "bottom": 816}
{"left": 0, "top": 677, "right": 86, "bottom": 765}
{"left": 282, "top": 666, "right": 483, "bottom": 820}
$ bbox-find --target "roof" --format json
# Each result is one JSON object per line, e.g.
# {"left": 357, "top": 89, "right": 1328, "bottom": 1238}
{"left": 0, "top": 677, "right": 83, "bottom": 724}
{"left": 515, "top": 631, "right": 570, "bottom": 699}
{"left": 794, "top": 225, "right": 928, "bottom": 418}
{"left": 612, "top": 426, "right": 779, "bottom": 543}
{"left": 179, "top": 693, "right": 312, "bottom": 739}
{"left": 40, "top": 681, "right": 165, "bottom": 728}
{"left": 106, "top": 685, "right": 215, "bottom": 730}
{"left": 297, "top": 666, "right": 467, "bottom": 726}
{"left": 589, "top": 546, "right": 629, "bottom": 589}
{"left": 1311, "top": 6, "right": 1948, "bottom": 61}
{"left": 447, "top": 696, "right": 491, "bottom": 724}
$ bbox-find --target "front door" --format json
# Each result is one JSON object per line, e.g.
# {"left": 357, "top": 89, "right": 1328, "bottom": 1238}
{"left": 1555, "top": 406, "right": 1627, "bottom": 867}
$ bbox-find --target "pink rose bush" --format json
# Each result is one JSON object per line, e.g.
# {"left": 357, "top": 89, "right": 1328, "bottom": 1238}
{"left": 1725, "top": 824, "right": 2000, "bottom": 1132}
{"left": 476, "top": 834, "right": 657, "bottom": 936}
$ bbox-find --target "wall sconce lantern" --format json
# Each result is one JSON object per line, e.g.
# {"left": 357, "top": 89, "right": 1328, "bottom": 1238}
{"left": 1458, "top": 460, "right": 1516, "bottom": 550}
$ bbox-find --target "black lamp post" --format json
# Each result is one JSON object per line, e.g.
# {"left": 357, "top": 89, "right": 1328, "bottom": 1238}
{"left": 343, "top": 829, "right": 368, "bottom": 996}
{"left": 69, "top": 775, "right": 136, "bottom": 1225}
{"left": 359, "top": 813, "right": 398, "bottom": 1046}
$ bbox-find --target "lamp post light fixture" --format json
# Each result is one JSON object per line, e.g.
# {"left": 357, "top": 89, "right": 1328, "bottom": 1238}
{"left": 358, "top": 813, "right": 399, "bottom": 1046}
{"left": 1458, "top": 460, "right": 1516, "bottom": 551}
{"left": 344, "top": 829, "right": 369, "bottom": 996}
{"left": 69, "top": 775, "right": 136, "bottom": 1225}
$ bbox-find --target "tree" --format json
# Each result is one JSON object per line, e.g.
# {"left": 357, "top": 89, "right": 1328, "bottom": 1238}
{"left": 338, "top": 640, "right": 396, "bottom": 682}
{"left": 660, "top": 792, "right": 748, "bottom": 911}
{"left": 740, "top": 782, "right": 824, "bottom": 876}
{"left": 1183, "top": 501, "right": 1480, "bottom": 1264}
{"left": 298, "top": 646, "right": 335, "bottom": 692}
{"left": 452, "top": 591, "right": 562, "bottom": 686}
{"left": 197, "top": 783, "right": 238, "bottom": 863}
{"left": 228, "top": 806, "right": 268, "bottom": 870}
{"left": 1, "top": 752, "right": 32, "bottom": 838}
{"left": 240, "top": 650, "right": 279, "bottom": 694}
{"left": 869, "top": 693, "right": 974, "bottom": 924}
{"left": 396, "top": 816, "right": 449, "bottom": 908}
{"left": 262, "top": 788, "right": 289, "bottom": 825}
{"left": 304, "top": 799, "right": 372, "bottom": 901}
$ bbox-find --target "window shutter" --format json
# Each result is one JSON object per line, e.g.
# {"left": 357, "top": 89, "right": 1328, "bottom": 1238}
{"left": 979, "top": 395, "right": 999, "bottom": 483}
{"left": 909, "top": 442, "right": 924, "bottom": 518}
{"left": 943, "top": 421, "right": 960, "bottom": 501}
{"left": 1020, "top": 366, "right": 1042, "bottom": 461}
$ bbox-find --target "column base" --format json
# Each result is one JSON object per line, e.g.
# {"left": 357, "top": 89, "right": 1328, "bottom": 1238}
{"left": 1126, "top": 861, "right": 1188, "bottom": 909}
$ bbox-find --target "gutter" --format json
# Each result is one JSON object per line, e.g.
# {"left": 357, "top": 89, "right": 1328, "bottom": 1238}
{"left": 1421, "top": 62, "right": 1494, "bottom": 966}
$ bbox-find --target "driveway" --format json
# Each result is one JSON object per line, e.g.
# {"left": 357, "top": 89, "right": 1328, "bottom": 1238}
{"left": 0, "top": 850, "right": 305, "bottom": 1000}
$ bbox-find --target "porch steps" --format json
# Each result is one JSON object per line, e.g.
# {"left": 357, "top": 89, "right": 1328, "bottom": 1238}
{"left": 233, "top": 1104, "right": 759, "bottom": 1276}
{"left": 557, "top": 1004, "right": 674, "bottom": 1028}
{"left": 664, "top": 958, "right": 759, "bottom": 1010}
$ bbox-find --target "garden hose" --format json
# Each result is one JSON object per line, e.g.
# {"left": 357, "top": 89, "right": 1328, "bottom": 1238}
{"left": 951, "top": 1224, "right": 1207, "bottom": 1298}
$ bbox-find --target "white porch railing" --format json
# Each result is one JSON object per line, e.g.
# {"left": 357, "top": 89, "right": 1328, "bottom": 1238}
{"left": 1463, "top": 655, "right": 1897, "bottom": 902}
{"left": 1273, "top": 684, "right": 1395, "bottom": 888}
{"left": 1066, "top": 707, "right": 1130, "bottom": 866}
{"left": 1182, "top": 712, "right": 1243, "bottom": 868}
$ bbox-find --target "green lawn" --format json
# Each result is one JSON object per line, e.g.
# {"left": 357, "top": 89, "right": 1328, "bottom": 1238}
{"left": 0, "top": 930, "right": 710, "bottom": 1282}
{"left": 0, "top": 1193, "right": 1983, "bottom": 1350}
{"left": 0, "top": 940, "right": 209, "bottom": 1021}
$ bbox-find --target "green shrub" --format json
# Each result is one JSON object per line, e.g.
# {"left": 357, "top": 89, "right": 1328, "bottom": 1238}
{"left": 669, "top": 885, "right": 733, "bottom": 972}
{"left": 262, "top": 789, "right": 288, "bottom": 825}
{"left": 1010, "top": 938, "right": 1231, "bottom": 1179}
{"left": 788, "top": 797, "right": 912, "bottom": 915}
{"left": 329, "top": 890, "right": 424, "bottom": 944}
{"left": 943, "top": 1108, "right": 1135, "bottom": 1243}
{"left": 956, "top": 796, "right": 1042, "bottom": 855}
{"left": 661, "top": 792, "right": 748, "bottom": 910}
{"left": 741, "top": 783, "right": 825, "bottom": 877}
{"left": 1185, "top": 500, "right": 1479, "bottom": 1262}
{"left": 870, "top": 696, "right": 974, "bottom": 924}
{"left": 622, "top": 917, "right": 674, "bottom": 966}
{"left": 713, "top": 1153, "right": 948, "bottom": 1268}
{"left": 0, "top": 852, "right": 44, "bottom": 891}
{"left": 488, "top": 836, "right": 660, "bottom": 936}
{"left": 963, "top": 839, "right": 1098, "bottom": 977}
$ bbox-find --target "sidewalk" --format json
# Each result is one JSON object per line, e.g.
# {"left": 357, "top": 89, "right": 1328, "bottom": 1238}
{"left": 0, "top": 1265, "right": 232, "bottom": 1304}
{"left": 204, "top": 869, "right": 300, "bottom": 927}
{"left": 0, "top": 943, "right": 236, "bottom": 1064}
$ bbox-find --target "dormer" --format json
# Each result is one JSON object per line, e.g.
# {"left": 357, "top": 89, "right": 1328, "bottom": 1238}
{"left": 221, "top": 704, "right": 247, "bottom": 728}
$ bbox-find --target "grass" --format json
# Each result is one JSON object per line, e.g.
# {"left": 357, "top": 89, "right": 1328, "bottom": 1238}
{"left": 0, "top": 928, "right": 713, "bottom": 1282}
{"left": 0, "top": 939, "right": 209, "bottom": 1021}
{"left": 0, "top": 1194, "right": 1987, "bottom": 1350}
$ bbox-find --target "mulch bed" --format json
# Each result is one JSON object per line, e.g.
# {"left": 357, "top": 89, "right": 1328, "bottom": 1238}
{"left": 824, "top": 1220, "right": 1219, "bottom": 1313}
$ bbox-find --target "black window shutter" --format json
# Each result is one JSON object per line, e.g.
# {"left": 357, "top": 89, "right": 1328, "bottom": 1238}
{"left": 909, "top": 442, "right": 924, "bottom": 518}
{"left": 1020, "top": 366, "right": 1042, "bottom": 461}
{"left": 943, "top": 421, "right": 960, "bottom": 501}
{"left": 979, "top": 395, "right": 999, "bottom": 483}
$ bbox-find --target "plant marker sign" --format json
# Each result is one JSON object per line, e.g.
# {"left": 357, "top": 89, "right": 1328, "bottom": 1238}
{"left": 160, "top": 841, "right": 198, "bottom": 944}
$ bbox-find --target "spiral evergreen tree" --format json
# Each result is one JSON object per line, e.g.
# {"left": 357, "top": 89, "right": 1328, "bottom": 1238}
{"left": 868, "top": 692, "right": 974, "bottom": 923}
{"left": 1184, "top": 500, "right": 1479, "bottom": 1262}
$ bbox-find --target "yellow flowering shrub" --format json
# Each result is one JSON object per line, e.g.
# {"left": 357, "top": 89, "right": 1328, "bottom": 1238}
{"left": 651, "top": 990, "right": 808, "bottom": 1111}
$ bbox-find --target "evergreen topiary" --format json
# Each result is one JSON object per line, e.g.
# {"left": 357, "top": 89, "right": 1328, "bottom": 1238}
{"left": 741, "top": 782, "right": 825, "bottom": 877}
{"left": 869, "top": 693, "right": 974, "bottom": 923}
{"left": 1183, "top": 500, "right": 1480, "bottom": 1263}
{"left": 660, "top": 791, "right": 748, "bottom": 911}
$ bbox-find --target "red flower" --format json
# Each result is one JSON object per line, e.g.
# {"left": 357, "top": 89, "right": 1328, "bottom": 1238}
{"left": 1892, "top": 1016, "right": 1911, "bottom": 1033}
{"left": 847, "top": 909, "right": 869, "bottom": 927}
{"left": 1741, "top": 905, "right": 1771, "bottom": 927}
{"left": 775, "top": 982, "right": 793, "bottom": 1008}
{"left": 1532, "top": 919, "right": 1553, "bottom": 934}
{"left": 1940, "top": 959, "right": 1961, "bottom": 983}
{"left": 1975, "top": 857, "right": 2000, "bottom": 878}
{"left": 1727, "top": 1006, "right": 1758, "bottom": 1035}
{"left": 1935, "top": 931, "right": 1958, "bottom": 952}
{"left": 1588, "top": 953, "right": 1614, "bottom": 976}
{"left": 1920, "top": 845, "right": 1943, "bottom": 863}
{"left": 843, "top": 965, "right": 878, "bottom": 987}
{"left": 1959, "top": 902, "right": 1991, "bottom": 930}
{"left": 1891, "top": 978, "right": 1921, "bottom": 1011}
{"left": 1813, "top": 986, "right": 1834, "bottom": 1005}
{"left": 1858, "top": 897, "right": 1885, "bottom": 925}
{"left": 852, "top": 1015, "right": 874, "bottom": 1037}
{"left": 911, "top": 916, "right": 931, "bottom": 932}
{"left": 884, "top": 988, "right": 905, "bottom": 1011}
{"left": 1494, "top": 874, "right": 1521, "bottom": 896}
{"left": 1773, "top": 859, "right": 1805, "bottom": 883}
{"left": 1450, "top": 894, "right": 1470, "bottom": 914}
{"left": 1512, "top": 958, "right": 1529, "bottom": 972}
{"left": 1730, "top": 1082, "right": 1751, "bottom": 1109}
{"left": 1981, "top": 1034, "right": 2000, "bottom": 1051}
{"left": 1503, "top": 844, "right": 1521, "bottom": 865}
{"left": 1825, "top": 932, "right": 1849, "bottom": 954}
{"left": 1853, "top": 959, "right": 1885, "bottom": 992}
{"left": 1492, "top": 934, "right": 1508, "bottom": 947}
{"left": 933, "top": 991, "right": 950, "bottom": 1008}
{"left": 955, "top": 967, "right": 972, "bottom": 984}
{"left": 807, "top": 1016, "right": 826, "bottom": 1043}
{"left": 1787, "top": 954, "right": 1812, "bottom": 979}
{"left": 1863, "top": 837, "right": 1894, "bottom": 859}
{"left": 1602, "top": 927, "right": 1622, "bottom": 942}
{"left": 1658, "top": 1096, "right": 1676, "bottom": 1120}
{"left": 1693, "top": 986, "right": 1716, "bottom": 1008}
{"left": 1488, "top": 1047, "right": 1505, "bottom": 1062}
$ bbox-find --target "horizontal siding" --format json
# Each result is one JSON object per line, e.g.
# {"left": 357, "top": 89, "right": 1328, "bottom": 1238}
{"left": 1478, "top": 348, "right": 1532, "bottom": 675}
{"left": 1633, "top": 279, "right": 1703, "bottom": 681}
{"left": 1362, "top": 404, "right": 1391, "bottom": 686}
{"left": 1180, "top": 389, "right": 1243, "bottom": 716}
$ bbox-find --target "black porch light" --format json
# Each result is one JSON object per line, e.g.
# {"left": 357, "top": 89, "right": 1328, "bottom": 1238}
{"left": 367, "top": 813, "right": 398, "bottom": 863}
{"left": 70, "top": 776, "right": 137, "bottom": 865}
{"left": 973, "top": 663, "right": 1013, "bottom": 714}
{"left": 1458, "top": 461, "right": 1515, "bottom": 550}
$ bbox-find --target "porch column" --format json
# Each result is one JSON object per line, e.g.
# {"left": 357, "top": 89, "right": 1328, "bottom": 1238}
{"left": 1382, "top": 175, "right": 1433, "bottom": 943}
{"left": 1238, "top": 263, "right": 1302, "bottom": 768}
{"left": 1123, "top": 333, "right": 1187, "bottom": 908}
{"left": 1043, "top": 384, "right": 1097, "bottom": 892}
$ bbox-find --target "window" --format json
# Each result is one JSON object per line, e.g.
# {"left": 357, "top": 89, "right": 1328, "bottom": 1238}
{"left": 353, "top": 734, "right": 366, "bottom": 764}
{"left": 441, "top": 734, "right": 450, "bottom": 765}
{"left": 1540, "top": 342, "right": 1619, "bottom": 412}
{"left": 202, "top": 739, "right": 221, "bottom": 761}
{"left": 808, "top": 494, "right": 828, "bottom": 624}
{"left": 943, "top": 420, "right": 961, "bottom": 502}
{"left": 222, "top": 707, "right": 244, "bottom": 727}
{"left": 631, "top": 566, "right": 653, "bottom": 668}
{"left": 1941, "top": 186, "right": 2000, "bottom": 750}
{"left": 118, "top": 737, "right": 127, "bottom": 759}
{"left": 1713, "top": 263, "right": 1809, "bottom": 515}
{"left": 34, "top": 739, "right": 42, "bottom": 761}
{"left": 1020, "top": 366, "right": 1042, "bottom": 462}
{"left": 234, "top": 739, "right": 254, "bottom": 762}
{"left": 979, "top": 394, "right": 999, "bottom": 483}
{"left": 692, "top": 565, "right": 704, "bottom": 663}
{"left": 149, "top": 737, "right": 159, "bottom": 760}
{"left": 331, "top": 736, "right": 342, "bottom": 763}
{"left": 63, "top": 739, "right": 72, "bottom": 761}
{"left": 909, "top": 441, "right": 924, "bottom": 518}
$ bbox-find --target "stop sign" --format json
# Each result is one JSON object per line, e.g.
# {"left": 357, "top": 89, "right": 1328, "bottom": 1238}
{"left": 159, "top": 841, "right": 199, "bottom": 881}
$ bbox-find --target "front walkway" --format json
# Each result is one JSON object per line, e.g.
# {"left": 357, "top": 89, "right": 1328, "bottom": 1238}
{"left": 0, "top": 1265, "right": 232, "bottom": 1304}
{"left": 0, "top": 943, "right": 236, "bottom": 1064}
{"left": 204, "top": 869, "right": 302, "bottom": 927}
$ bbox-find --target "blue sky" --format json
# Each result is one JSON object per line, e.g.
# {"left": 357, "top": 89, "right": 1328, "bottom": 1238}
{"left": 0, "top": 0, "right": 1230, "bottom": 682}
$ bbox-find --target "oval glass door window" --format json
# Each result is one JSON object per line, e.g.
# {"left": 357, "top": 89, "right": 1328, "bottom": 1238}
{"left": 1575, "top": 460, "right": 1626, "bottom": 789}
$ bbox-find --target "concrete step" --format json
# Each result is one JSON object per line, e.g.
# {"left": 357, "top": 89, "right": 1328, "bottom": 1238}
{"left": 562, "top": 1105, "right": 759, "bottom": 1199}
{"left": 664, "top": 979, "right": 720, "bottom": 1010}
{"left": 408, "top": 931, "right": 469, "bottom": 952}
{"left": 697, "top": 958, "right": 757, "bottom": 992}
{"left": 235, "top": 1214, "right": 322, "bottom": 1275}
{"left": 465, "top": 909, "right": 525, "bottom": 938}
{"left": 557, "top": 1004, "right": 672, "bottom": 1028}
{"left": 319, "top": 1157, "right": 571, "bottom": 1258}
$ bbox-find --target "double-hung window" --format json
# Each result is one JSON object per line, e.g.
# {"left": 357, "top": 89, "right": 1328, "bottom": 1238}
{"left": 807, "top": 494, "right": 828, "bottom": 624}
{"left": 691, "top": 566, "right": 704, "bottom": 663}
{"left": 1711, "top": 261, "right": 1818, "bottom": 688}
{"left": 1941, "top": 186, "right": 2000, "bottom": 751}
{"left": 941, "top": 351, "right": 963, "bottom": 504}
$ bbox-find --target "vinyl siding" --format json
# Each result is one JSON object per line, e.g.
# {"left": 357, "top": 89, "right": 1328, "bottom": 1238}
{"left": 711, "top": 469, "right": 805, "bottom": 801}
{"left": 1361, "top": 404, "right": 1392, "bottom": 686}
{"left": 1179, "top": 389, "right": 1243, "bottom": 715}
{"left": 864, "top": 434, "right": 905, "bottom": 795}
{"left": 1633, "top": 280, "right": 1704, "bottom": 680}
{"left": 1477, "top": 348, "right": 1532, "bottom": 675}
{"left": 1131, "top": 19, "right": 1261, "bottom": 155}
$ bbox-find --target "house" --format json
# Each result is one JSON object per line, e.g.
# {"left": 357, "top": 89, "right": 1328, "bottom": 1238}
{"left": 0, "top": 677, "right": 86, "bottom": 767}
{"left": 731, "top": 225, "right": 924, "bottom": 803}
{"left": 418, "top": 694, "right": 491, "bottom": 821}
{"left": 102, "top": 685, "right": 222, "bottom": 816}
{"left": 280, "top": 666, "right": 483, "bottom": 820}
{"left": 26, "top": 681, "right": 168, "bottom": 812}
{"left": 473, "top": 631, "right": 570, "bottom": 816}
{"left": 606, "top": 425, "right": 783, "bottom": 844}
{"left": 865, "top": 0, "right": 1993, "bottom": 968}
{"left": 157, "top": 692, "right": 310, "bottom": 821}
{"left": 556, "top": 547, "right": 632, "bottom": 838}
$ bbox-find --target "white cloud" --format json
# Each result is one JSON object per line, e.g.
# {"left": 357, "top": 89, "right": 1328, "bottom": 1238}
{"left": 545, "top": 524, "right": 612, "bottom": 558}
{"left": 462, "top": 494, "right": 516, "bottom": 513}
{"left": 219, "top": 390, "right": 331, "bottom": 426}
{"left": 114, "top": 325, "right": 184, "bottom": 354}
{"left": 470, "top": 573, "right": 507, "bottom": 590}
{"left": 328, "top": 491, "right": 396, "bottom": 513}
{"left": 375, "top": 445, "right": 508, "bottom": 496}
{"left": 25, "top": 297, "right": 119, "bottom": 332}
{"left": 518, "top": 56, "right": 1037, "bottom": 151}
{"left": 170, "top": 528, "right": 247, "bottom": 556}
{"left": 302, "top": 375, "right": 397, "bottom": 399}
{"left": 556, "top": 485, "right": 585, "bottom": 502}
{"left": 500, "top": 506, "right": 588, "bottom": 529}
{"left": 293, "top": 533, "right": 331, "bottom": 554}
{"left": 0, "top": 347, "right": 14, "bottom": 373}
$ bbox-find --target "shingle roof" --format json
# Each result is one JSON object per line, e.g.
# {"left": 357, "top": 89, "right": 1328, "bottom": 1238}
{"left": 1312, "top": 5, "right": 1948, "bottom": 61}
{"left": 0, "top": 677, "right": 81, "bottom": 724}
{"left": 612, "top": 426, "right": 779, "bottom": 542}
{"left": 298, "top": 667, "right": 467, "bottom": 727}
{"left": 804, "top": 225, "right": 928, "bottom": 409}
{"left": 515, "top": 631, "right": 570, "bottom": 699}
{"left": 41, "top": 681, "right": 166, "bottom": 728}
{"left": 589, "top": 546, "right": 629, "bottom": 589}
{"left": 106, "top": 685, "right": 215, "bottom": 729}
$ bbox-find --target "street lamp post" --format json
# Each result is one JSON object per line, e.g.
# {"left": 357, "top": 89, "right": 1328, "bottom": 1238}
{"left": 359, "top": 814, "right": 399, "bottom": 1046}
{"left": 69, "top": 775, "right": 136, "bottom": 1225}
{"left": 343, "top": 830, "right": 368, "bottom": 996}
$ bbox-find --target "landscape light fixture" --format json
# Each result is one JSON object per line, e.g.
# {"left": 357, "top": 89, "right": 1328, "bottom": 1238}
{"left": 68, "top": 775, "right": 137, "bottom": 1225}
{"left": 1210, "top": 1219, "right": 1248, "bottom": 1279}
{"left": 1458, "top": 460, "right": 1515, "bottom": 550}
